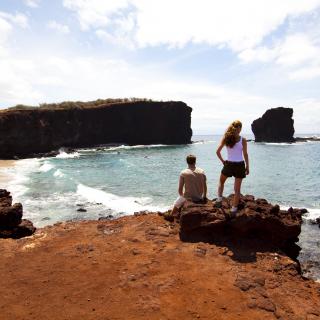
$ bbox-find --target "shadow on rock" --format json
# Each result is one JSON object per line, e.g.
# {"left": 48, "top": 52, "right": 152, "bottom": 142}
{"left": 177, "top": 195, "right": 304, "bottom": 263}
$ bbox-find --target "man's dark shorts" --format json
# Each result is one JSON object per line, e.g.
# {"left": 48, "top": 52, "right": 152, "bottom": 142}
{"left": 221, "top": 161, "right": 246, "bottom": 179}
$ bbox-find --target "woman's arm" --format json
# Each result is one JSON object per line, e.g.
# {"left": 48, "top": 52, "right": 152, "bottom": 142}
{"left": 216, "top": 139, "right": 226, "bottom": 165}
{"left": 242, "top": 138, "right": 249, "bottom": 175}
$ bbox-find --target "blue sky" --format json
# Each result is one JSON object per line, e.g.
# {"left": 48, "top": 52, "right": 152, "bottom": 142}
{"left": 1, "top": 0, "right": 320, "bottom": 134}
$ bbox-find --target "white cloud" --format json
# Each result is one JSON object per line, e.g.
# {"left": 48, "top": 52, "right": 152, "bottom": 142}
{"left": 47, "top": 21, "right": 70, "bottom": 34}
{"left": 0, "top": 16, "right": 12, "bottom": 48}
{"left": 1, "top": 49, "right": 320, "bottom": 133}
{"left": 24, "top": 0, "right": 40, "bottom": 8}
{"left": 240, "top": 33, "right": 320, "bottom": 65}
{"left": 63, "top": 0, "right": 130, "bottom": 30}
{"left": 239, "top": 31, "right": 320, "bottom": 80}
{"left": 276, "top": 34, "right": 319, "bottom": 66}
{"left": 289, "top": 66, "right": 320, "bottom": 80}
{"left": 0, "top": 12, "right": 28, "bottom": 28}
{"left": 0, "top": 50, "right": 276, "bottom": 133}
{"left": 63, "top": 0, "right": 320, "bottom": 51}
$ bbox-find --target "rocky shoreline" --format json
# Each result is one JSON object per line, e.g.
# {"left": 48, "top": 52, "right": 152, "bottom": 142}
{"left": 0, "top": 192, "right": 320, "bottom": 319}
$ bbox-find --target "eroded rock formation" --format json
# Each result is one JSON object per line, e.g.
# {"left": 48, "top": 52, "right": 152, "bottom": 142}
{"left": 179, "top": 195, "right": 304, "bottom": 260}
{"left": 0, "top": 189, "right": 36, "bottom": 238}
{"left": 251, "top": 107, "right": 295, "bottom": 142}
{"left": 0, "top": 100, "right": 192, "bottom": 159}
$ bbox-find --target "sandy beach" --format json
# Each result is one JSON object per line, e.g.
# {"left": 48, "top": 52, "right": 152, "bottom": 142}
{"left": 0, "top": 160, "right": 15, "bottom": 189}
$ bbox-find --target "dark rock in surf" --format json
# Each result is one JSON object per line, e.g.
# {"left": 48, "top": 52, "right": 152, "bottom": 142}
{"left": 0, "top": 189, "right": 36, "bottom": 239}
{"left": 251, "top": 107, "right": 295, "bottom": 142}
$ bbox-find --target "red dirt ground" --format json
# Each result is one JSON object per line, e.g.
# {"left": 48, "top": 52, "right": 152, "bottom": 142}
{"left": 0, "top": 213, "right": 319, "bottom": 320}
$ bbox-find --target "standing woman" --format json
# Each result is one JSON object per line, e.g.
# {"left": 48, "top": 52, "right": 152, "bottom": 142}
{"left": 215, "top": 120, "right": 249, "bottom": 215}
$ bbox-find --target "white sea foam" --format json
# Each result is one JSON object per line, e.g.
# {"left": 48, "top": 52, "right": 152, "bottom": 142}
{"left": 22, "top": 191, "right": 85, "bottom": 227}
{"left": 303, "top": 208, "right": 320, "bottom": 220}
{"left": 53, "top": 169, "right": 65, "bottom": 178}
{"left": 260, "top": 140, "right": 318, "bottom": 146}
{"left": 6, "top": 158, "right": 40, "bottom": 199}
{"left": 280, "top": 205, "right": 320, "bottom": 220}
{"left": 76, "top": 183, "right": 168, "bottom": 214}
{"left": 261, "top": 142, "right": 295, "bottom": 146}
{"left": 56, "top": 151, "right": 80, "bottom": 159}
{"left": 192, "top": 140, "right": 216, "bottom": 144}
{"left": 39, "top": 162, "right": 54, "bottom": 172}
{"left": 105, "top": 144, "right": 173, "bottom": 152}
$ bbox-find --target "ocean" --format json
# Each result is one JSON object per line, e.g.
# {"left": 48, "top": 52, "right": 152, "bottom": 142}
{"left": 1, "top": 134, "right": 320, "bottom": 280}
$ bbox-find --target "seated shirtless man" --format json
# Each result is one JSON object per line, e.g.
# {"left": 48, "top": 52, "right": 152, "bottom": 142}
{"left": 167, "top": 154, "right": 207, "bottom": 219}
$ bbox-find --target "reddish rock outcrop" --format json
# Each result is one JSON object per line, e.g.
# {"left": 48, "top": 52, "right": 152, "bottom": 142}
{"left": 179, "top": 195, "right": 303, "bottom": 260}
{"left": 0, "top": 214, "right": 319, "bottom": 320}
{"left": 0, "top": 189, "right": 35, "bottom": 238}
{"left": 0, "top": 100, "right": 192, "bottom": 159}
{"left": 251, "top": 107, "right": 295, "bottom": 142}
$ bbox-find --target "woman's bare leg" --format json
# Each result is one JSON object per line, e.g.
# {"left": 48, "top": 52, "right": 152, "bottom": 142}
{"left": 233, "top": 178, "right": 243, "bottom": 208}
{"left": 218, "top": 173, "right": 228, "bottom": 198}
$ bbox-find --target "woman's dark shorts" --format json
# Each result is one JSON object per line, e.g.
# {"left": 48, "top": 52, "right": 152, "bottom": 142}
{"left": 221, "top": 161, "right": 246, "bottom": 179}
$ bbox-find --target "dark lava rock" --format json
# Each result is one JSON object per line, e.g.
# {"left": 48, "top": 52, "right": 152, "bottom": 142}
{"left": 98, "top": 215, "right": 114, "bottom": 221}
{"left": 0, "top": 189, "right": 36, "bottom": 238}
{"left": 0, "top": 219, "right": 37, "bottom": 239}
{"left": 251, "top": 107, "right": 295, "bottom": 142}
{"left": 309, "top": 217, "right": 320, "bottom": 227}
{"left": 179, "top": 194, "right": 303, "bottom": 260}
{"left": 0, "top": 100, "right": 192, "bottom": 159}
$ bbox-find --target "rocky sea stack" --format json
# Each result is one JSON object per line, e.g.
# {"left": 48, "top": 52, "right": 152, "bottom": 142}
{"left": 0, "top": 189, "right": 36, "bottom": 238}
{"left": 251, "top": 107, "right": 295, "bottom": 142}
{"left": 0, "top": 99, "right": 192, "bottom": 159}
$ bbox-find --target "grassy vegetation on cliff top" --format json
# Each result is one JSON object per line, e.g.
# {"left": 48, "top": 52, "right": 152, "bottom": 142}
{"left": 4, "top": 98, "right": 157, "bottom": 111}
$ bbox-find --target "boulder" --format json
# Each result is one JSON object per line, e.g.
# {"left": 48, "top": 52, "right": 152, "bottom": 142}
{"left": 179, "top": 195, "right": 303, "bottom": 259}
{"left": 251, "top": 107, "right": 295, "bottom": 142}
{"left": 0, "top": 203, "right": 23, "bottom": 226}
{"left": 0, "top": 219, "right": 36, "bottom": 239}
{"left": 0, "top": 189, "right": 36, "bottom": 238}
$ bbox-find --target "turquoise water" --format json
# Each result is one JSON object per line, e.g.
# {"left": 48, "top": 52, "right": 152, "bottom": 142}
{"left": 1, "top": 135, "right": 320, "bottom": 279}
{"left": 5, "top": 135, "right": 320, "bottom": 225}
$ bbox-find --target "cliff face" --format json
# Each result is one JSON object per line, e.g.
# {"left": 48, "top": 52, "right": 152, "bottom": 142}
{"left": 251, "top": 107, "right": 295, "bottom": 142}
{"left": 0, "top": 101, "right": 192, "bottom": 159}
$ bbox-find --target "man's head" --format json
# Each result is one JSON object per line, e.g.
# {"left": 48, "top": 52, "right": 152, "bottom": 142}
{"left": 186, "top": 154, "right": 196, "bottom": 166}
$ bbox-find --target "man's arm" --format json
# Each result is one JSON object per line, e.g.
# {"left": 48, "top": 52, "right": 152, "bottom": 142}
{"left": 243, "top": 138, "right": 250, "bottom": 175}
{"left": 178, "top": 175, "right": 184, "bottom": 196}
{"left": 216, "top": 139, "right": 226, "bottom": 165}
{"left": 203, "top": 175, "right": 207, "bottom": 199}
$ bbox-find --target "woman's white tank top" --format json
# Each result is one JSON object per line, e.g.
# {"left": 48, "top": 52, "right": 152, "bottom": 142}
{"left": 227, "top": 136, "right": 243, "bottom": 162}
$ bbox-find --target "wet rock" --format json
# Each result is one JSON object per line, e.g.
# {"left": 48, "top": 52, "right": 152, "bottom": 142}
{"left": 0, "top": 189, "right": 36, "bottom": 239}
{"left": 309, "top": 218, "right": 320, "bottom": 227}
{"left": 98, "top": 215, "right": 113, "bottom": 221}
{"left": 0, "top": 203, "right": 23, "bottom": 226}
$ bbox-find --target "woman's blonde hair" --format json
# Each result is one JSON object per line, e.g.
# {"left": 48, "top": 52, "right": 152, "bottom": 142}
{"left": 223, "top": 120, "right": 242, "bottom": 148}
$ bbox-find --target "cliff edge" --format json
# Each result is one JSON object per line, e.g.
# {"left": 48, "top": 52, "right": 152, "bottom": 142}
{"left": 0, "top": 100, "right": 192, "bottom": 159}
{"left": 0, "top": 196, "right": 319, "bottom": 319}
